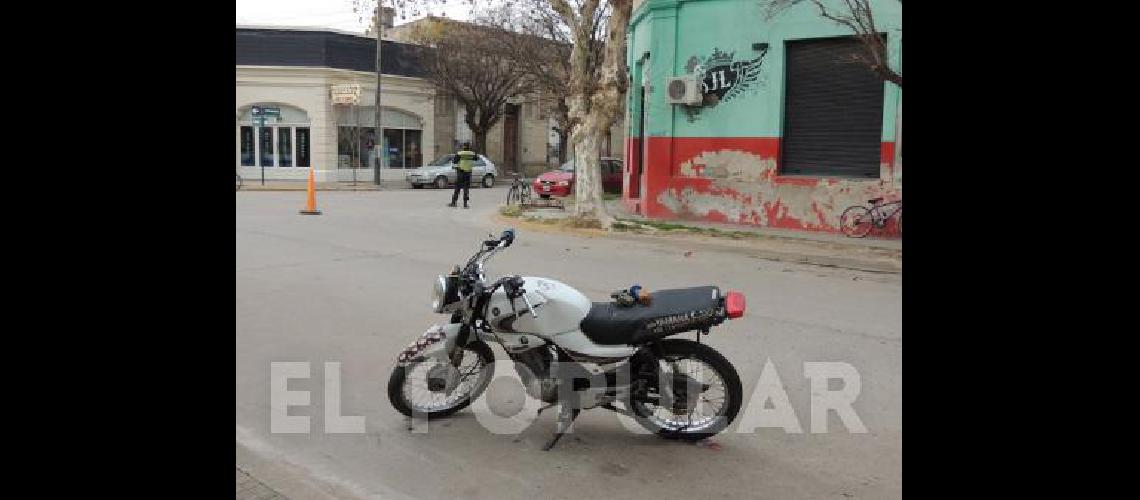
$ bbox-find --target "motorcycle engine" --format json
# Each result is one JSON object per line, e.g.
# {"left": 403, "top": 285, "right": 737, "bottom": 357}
{"left": 511, "top": 345, "right": 560, "bottom": 403}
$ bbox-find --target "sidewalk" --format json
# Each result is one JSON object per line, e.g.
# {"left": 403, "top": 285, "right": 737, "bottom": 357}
{"left": 604, "top": 199, "right": 902, "bottom": 250}
{"left": 499, "top": 197, "right": 901, "bottom": 274}
{"left": 238, "top": 180, "right": 386, "bottom": 191}
{"left": 239, "top": 180, "right": 513, "bottom": 191}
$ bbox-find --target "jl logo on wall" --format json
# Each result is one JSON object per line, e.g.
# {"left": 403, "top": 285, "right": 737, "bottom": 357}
{"left": 683, "top": 46, "right": 769, "bottom": 121}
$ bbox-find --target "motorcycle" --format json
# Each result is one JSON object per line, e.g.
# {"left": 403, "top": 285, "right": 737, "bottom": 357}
{"left": 387, "top": 229, "right": 747, "bottom": 450}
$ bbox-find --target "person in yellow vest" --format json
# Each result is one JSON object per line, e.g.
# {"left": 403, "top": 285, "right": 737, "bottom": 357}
{"left": 448, "top": 142, "right": 478, "bottom": 208}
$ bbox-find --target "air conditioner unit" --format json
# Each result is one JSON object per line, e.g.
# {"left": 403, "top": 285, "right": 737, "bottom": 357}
{"left": 665, "top": 75, "right": 703, "bottom": 106}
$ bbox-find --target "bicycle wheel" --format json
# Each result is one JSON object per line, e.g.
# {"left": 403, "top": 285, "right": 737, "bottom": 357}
{"left": 840, "top": 205, "right": 873, "bottom": 238}
{"left": 506, "top": 186, "right": 519, "bottom": 205}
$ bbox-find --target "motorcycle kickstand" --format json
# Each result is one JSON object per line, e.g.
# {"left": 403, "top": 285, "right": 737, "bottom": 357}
{"left": 536, "top": 402, "right": 557, "bottom": 416}
{"left": 542, "top": 406, "right": 581, "bottom": 451}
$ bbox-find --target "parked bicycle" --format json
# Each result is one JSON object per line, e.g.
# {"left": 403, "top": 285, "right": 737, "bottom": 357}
{"left": 505, "top": 173, "right": 532, "bottom": 206}
{"left": 236, "top": 172, "right": 243, "bottom": 191}
{"left": 840, "top": 197, "right": 902, "bottom": 238}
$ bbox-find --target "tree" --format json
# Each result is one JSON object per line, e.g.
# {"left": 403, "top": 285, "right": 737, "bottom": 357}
{"left": 475, "top": 1, "right": 610, "bottom": 166}
{"left": 368, "top": 1, "right": 629, "bottom": 227}
{"left": 765, "top": 0, "right": 902, "bottom": 87}
{"left": 404, "top": 18, "right": 535, "bottom": 154}
{"left": 548, "top": 0, "right": 631, "bottom": 227}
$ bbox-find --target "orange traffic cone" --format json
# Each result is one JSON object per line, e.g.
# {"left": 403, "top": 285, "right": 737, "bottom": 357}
{"left": 299, "top": 167, "right": 322, "bottom": 215}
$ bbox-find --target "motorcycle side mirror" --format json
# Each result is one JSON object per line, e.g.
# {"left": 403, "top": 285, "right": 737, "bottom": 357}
{"left": 501, "top": 229, "right": 516, "bottom": 247}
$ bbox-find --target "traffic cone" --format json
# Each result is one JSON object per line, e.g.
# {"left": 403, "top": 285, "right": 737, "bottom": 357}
{"left": 299, "top": 167, "right": 322, "bottom": 215}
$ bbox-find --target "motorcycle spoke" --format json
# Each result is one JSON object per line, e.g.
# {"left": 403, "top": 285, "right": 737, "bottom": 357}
{"left": 636, "top": 355, "right": 729, "bottom": 433}
{"left": 401, "top": 352, "right": 488, "bottom": 413}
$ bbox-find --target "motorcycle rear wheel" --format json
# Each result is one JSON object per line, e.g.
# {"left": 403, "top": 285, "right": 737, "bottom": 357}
{"left": 388, "top": 341, "right": 495, "bottom": 419}
{"left": 627, "top": 339, "right": 742, "bottom": 441}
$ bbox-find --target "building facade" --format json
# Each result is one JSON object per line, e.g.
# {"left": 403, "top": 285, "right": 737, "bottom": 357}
{"left": 237, "top": 25, "right": 623, "bottom": 184}
{"left": 388, "top": 17, "right": 626, "bottom": 177}
{"left": 237, "top": 26, "right": 440, "bottom": 183}
{"left": 624, "top": 0, "right": 901, "bottom": 233}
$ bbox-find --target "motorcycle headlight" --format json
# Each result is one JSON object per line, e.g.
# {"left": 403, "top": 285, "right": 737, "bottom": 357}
{"left": 431, "top": 275, "right": 447, "bottom": 313}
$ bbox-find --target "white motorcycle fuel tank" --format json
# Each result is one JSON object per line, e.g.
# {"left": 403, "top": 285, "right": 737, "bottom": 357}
{"left": 483, "top": 277, "right": 637, "bottom": 359}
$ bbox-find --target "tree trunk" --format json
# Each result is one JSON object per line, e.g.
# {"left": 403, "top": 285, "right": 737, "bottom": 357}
{"left": 472, "top": 129, "right": 488, "bottom": 155}
{"left": 571, "top": 129, "right": 605, "bottom": 221}
{"left": 566, "top": 0, "right": 632, "bottom": 229}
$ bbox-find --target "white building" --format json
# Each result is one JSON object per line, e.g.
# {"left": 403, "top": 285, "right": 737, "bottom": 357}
{"left": 237, "top": 25, "right": 624, "bottom": 183}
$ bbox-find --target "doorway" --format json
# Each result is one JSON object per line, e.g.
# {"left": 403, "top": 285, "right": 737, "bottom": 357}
{"left": 503, "top": 104, "right": 520, "bottom": 175}
{"left": 630, "top": 59, "right": 648, "bottom": 200}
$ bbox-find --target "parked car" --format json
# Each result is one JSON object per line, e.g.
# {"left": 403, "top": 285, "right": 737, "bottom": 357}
{"left": 406, "top": 154, "right": 498, "bottom": 189}
{"left": 532, "top": 157, "right": 623, "bottom": 198}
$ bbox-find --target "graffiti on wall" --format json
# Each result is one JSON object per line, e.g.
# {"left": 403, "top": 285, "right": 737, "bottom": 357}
{"left": 683, "top": 47, "right": 769, "bottom": 121}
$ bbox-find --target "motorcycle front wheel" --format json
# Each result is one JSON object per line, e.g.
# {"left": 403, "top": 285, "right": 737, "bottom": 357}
{"left": 627, "top": 339, "right": 743, "bottom": 441}
{"left": 388, "top": 341, "right": 495, "bottom": 419}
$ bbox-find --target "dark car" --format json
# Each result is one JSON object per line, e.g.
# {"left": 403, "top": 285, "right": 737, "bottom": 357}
{"left": 532, "top": 157, "right": 623, "bottom": 198}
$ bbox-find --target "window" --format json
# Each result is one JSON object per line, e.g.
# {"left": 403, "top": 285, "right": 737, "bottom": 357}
{"left": 383, "top": 128, "right": 405, "bottom": 169}
{"left": 337, "top": 126, "right": 369, "bottom": 168}
{"left": 240, "top": 127, "right": 255, "bottom": 166}
{"left": 278, "top": 127, "right": 293, "bottom": 167}
{"left": 427, "top": 154, "right": 455, "bottom": 166}
{"left": 297, "top": 128, "right": 310, "bottom": 167}
{"left": 780, "top": 36, "right": 886, "bottom": 178}
{"left": 335, "top": 106, "right": 423, "bottom": 168}
{"left": 237, "top": 104, "right": 310, "bottom": 169}
{"left": 259, "top": 127, "right": 275, "bottom": 167}
{"left": 404, "top": 130, "right": 422, "bottom": 169}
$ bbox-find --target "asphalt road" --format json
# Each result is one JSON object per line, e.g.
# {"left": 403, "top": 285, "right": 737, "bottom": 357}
{"left": 236, "top": 187, "right": 902, "bottom": 500}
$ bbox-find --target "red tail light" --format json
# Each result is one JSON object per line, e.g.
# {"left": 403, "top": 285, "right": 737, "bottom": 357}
{"left": 725, "top": 291, "right": 746, "bottom": 319}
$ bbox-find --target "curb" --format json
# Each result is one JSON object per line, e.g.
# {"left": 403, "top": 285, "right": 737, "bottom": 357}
{"left": 494, "top": 213, "right": 902, "bottom": 275}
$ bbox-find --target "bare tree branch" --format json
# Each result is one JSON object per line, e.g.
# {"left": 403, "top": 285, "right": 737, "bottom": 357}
{"left": 765, "top": 0, "right": 901, "bottom": 86}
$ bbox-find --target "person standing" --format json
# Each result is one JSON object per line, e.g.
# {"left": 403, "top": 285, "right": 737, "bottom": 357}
{"left": 448, "top": 142, "right": 477, "bottom": 208}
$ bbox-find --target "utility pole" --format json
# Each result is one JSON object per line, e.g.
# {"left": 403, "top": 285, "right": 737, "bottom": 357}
{"left": 373, "top": 6, "right": 384, "bottom": 185}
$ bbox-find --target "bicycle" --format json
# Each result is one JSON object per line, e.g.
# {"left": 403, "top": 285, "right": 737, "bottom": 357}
{"left": 505, "top": 174, "right": 531, "bottom": 206}
{"left": 236, "top": 172, "right": 243, "bottom": 191}
{"left": 839, "top": 197, "right": 902, "bottom": 238}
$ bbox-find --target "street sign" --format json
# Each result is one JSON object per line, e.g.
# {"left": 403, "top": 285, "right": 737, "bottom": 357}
{"left": 251, "top": 106, "right": 280, "bottom": 117}
{"left": 331, "top": 83, "right": 361, "bottom": 105}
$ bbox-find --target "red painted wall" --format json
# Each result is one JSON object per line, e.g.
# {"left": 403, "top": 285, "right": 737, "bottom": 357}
{"left": 624, "top": 137, "right": 901, "bottom": 235}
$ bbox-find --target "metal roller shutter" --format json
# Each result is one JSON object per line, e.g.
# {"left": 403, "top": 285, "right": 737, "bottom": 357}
{"left": 781, "top": 36, "right": 885, "bottom": 178}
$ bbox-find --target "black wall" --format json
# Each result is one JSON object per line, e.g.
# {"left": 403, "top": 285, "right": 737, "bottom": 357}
{"left": 236, "top": 28, "right": 428, "bottom": 78}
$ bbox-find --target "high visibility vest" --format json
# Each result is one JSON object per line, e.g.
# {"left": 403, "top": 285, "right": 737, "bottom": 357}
{"left": 456, "top": 150, "right": 477, "bottom": 172}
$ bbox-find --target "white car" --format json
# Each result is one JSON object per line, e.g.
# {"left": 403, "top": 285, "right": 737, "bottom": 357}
{"left": 406, "top": 154, "right": 498, "bottom": 189}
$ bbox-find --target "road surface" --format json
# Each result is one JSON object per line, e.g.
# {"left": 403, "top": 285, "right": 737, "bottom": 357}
{"left": 236, "top": 187, "right": 901, "bottom": 499}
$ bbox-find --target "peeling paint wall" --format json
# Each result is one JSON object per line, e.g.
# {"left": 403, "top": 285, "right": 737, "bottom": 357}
{"left": 626, "top": 0, "right": 902, "bottom": 236}
{"left": 644, "top": 138, "right": 897, "bottom": 232}
{"left": 630, "top": 136, "right": 898, "bottom": 233}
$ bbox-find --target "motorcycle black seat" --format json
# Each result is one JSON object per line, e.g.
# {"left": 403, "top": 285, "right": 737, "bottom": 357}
{"left": 580, "top": 286, "right": 724, "bottom": 345}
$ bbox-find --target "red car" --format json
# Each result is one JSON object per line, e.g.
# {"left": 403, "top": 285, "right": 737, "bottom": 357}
{"left": 533, "top": 157, "right": 624, "bottom": 198}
